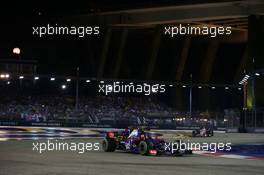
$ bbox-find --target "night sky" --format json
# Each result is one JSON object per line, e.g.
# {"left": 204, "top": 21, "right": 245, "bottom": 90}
{"left": 0, "top": 1, "right": 263, "bottom": 110}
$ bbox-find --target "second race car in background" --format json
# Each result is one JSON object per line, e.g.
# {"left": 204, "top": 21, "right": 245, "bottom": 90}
{"left": 192, "top": 126, "right": 214, "bottom": 137}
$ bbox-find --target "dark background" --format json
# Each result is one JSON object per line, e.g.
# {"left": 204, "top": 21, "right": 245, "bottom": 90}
{"left": 0, "top": 0, "right": 263, "bottom": 111}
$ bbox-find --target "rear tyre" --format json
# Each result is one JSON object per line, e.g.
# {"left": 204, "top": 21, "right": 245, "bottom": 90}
{"left": 185, "top": 150, "right": 193, "bottom": 154}
{"left": 102, "top": 138, "right": 116, "bottom": 152}
{"left": 139, "top": 141, "right": 150, "bottom": 155}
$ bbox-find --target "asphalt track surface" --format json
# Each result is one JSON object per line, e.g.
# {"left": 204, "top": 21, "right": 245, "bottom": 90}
{"left": 0, "top": 132, "right": 264, "bottom": 175}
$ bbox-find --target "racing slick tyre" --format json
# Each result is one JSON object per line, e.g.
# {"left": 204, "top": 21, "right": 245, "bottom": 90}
{"left": 102, "top": 138, "right": 116, "bottom": 152}
{"left": 185, "top": 150, "right": 193, "bottom": 154}
{"left": 210, "top": 130, "right": 214, "bottom": 137}
{"left": 172, "top": 140, "right": 184, "bottom": 156}
{"left": 139, "top": 141, "right": 152, "bottom": 156}
{"left": 206, "top": 130, "right": 214, "bottom": 137}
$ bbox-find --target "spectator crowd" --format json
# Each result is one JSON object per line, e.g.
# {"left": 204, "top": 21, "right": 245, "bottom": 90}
{"left": 0, "top": 95, "right": 229, "bottom": 128}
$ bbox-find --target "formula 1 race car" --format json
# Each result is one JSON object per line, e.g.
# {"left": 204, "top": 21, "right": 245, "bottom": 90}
{"left": 102, "top": 127, "right": 192, "bottom": 156}
{"left": 192, "top": 127, "right": 214, "bottom": 137}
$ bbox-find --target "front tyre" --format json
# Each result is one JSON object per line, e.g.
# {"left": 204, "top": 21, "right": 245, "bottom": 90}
{"left": 210, "top": 130, "right": 214, "bottom": 136}
{"left": 102, "top": 138, "right": 116, "bottom": 152}
{"left": 172, "top": 140, "right": 184, "bottom": 156}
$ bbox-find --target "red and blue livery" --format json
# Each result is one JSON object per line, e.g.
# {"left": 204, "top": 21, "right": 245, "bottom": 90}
{"left": 102, "top": 127, "right": 192, "bottom": 156}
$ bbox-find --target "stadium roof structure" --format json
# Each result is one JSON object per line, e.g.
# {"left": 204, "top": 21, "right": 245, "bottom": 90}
{"left": 68, "top": 0, "right": 262, "bottom": 28}
{"left": 50, "top": 0, "right": 264, "bottom": 83}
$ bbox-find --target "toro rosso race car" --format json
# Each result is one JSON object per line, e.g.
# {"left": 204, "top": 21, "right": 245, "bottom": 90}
{"left": 102, "top": 127, "right": 192, "bottom": 156}
{"left": 192, "top": 126, "right": 214, "bottom": 137}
